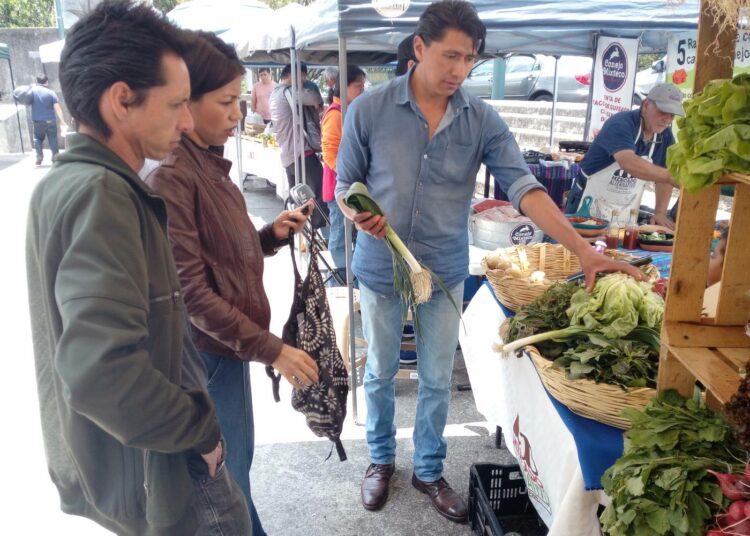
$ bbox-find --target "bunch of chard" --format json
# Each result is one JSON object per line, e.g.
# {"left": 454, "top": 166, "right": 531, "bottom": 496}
{"left": 706, "top": 465, "right": 750, "bottom": 535}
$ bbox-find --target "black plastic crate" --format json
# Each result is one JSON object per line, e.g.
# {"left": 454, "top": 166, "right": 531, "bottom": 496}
{"left": 468, "top": 463, "right": 548, "bottom": 536}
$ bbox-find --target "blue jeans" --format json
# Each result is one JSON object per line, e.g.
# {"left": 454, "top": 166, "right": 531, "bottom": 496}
{"left": 33, "top": 120, "right": 59, "bottom": 159}
{"left": 327, "top": 200, "right": 346, "bottom": 271}
{"left": 201, "top": 351, "right": 266, "bottom": 536}
{"left": 189, "top": 451, "right": 252, "bottom": 535}
{"left": 359, "top": 281, "right": 464, "bottom": 482}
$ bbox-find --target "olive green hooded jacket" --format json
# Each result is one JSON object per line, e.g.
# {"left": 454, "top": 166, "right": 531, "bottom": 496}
{"left": 26, "top": 133, "right": 221, "bottom": 535}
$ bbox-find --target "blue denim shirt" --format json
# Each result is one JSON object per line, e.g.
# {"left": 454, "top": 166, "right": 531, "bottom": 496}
{"left": 335, "top": 72, "right": 545, "bottom": 296}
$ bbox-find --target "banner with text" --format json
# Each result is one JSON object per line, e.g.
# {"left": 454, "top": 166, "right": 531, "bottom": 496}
{"left": 667, "top": 30, "right": 750, "bottom": 100}
{"left": 587, "top": 36, "right": 639, "bottom": 140}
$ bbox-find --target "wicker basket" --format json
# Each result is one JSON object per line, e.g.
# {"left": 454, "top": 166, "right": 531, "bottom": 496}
{"left": 481, "top": 244, "right": 660, "bottom": 312}
{"left": 526, "top": 346, "right": 656, "bottom": 429}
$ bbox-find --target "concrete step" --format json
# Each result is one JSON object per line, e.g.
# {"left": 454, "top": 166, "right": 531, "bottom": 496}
{"left": 488, "top": 99, "right": 588, "bottom": 118}
{"left": 508, "top": 127, "right": 586, "bottom": 152}
{"left": 500, "top": 112, "right": 584, "bottom": 134}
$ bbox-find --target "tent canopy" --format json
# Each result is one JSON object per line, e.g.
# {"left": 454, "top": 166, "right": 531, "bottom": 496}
{"left": 284, "top": 0, "right": 699, "bottom": 63}
{"left": 169, "top": 0, "right": 700, "bottom": 64}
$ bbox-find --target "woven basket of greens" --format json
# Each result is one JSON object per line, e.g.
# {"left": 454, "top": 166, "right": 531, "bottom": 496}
{"left": 498, "top": 273, "right": 664, "bottom": 429}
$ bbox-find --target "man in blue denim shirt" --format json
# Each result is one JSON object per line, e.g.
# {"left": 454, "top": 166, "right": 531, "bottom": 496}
{"left": 336, "top": 0, "right": 644, "bottom": 524}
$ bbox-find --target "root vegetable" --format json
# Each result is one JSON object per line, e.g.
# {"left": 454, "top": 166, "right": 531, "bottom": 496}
{"left": 709, "top": 470, "right": 750, "bottom": 501}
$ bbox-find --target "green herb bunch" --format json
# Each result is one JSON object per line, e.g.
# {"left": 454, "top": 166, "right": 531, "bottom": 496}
{"left": 601, "top": 390, "right": 747, "bottom": 536}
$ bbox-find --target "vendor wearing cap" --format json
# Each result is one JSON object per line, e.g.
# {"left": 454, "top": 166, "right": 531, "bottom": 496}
{"left": 565, "top": 83, "right": 685, "bottom": 230}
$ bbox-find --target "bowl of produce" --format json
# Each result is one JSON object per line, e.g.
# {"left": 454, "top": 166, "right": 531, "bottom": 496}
{"left": 565, "top": 196, "right": 608, "bottom": 237}
{"left": 638, "top": 227, "right": 674, "bottom": 252}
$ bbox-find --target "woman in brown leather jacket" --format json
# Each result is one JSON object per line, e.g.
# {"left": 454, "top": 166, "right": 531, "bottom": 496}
{"left": 146, "top": 32, "right": 318, "bottom": 536}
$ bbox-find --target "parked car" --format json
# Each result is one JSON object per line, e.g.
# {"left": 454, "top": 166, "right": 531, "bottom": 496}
{"left": 462, "top": 54, "right": 593, "bottom": 102}
{"left": 634, "top": 56, "right": 667, "bottom": 105}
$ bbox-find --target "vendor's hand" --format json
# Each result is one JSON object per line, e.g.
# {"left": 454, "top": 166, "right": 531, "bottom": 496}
{"left": 352, "top": 211, "right": 387, "bottom": 239}
{"left": 272, "top": 200, "right": 314, "bottom": 241}
{"left": 651, "top": 212, "right": 675, "bottom": 231}
{"left": 272, "top": 343, "right": 319, "bottom": 388}
{"left": 578, "top": 247, "right": 647, "bottom": 293}
{"left": 201, "top": 440, "right": 223, "bottom": 478}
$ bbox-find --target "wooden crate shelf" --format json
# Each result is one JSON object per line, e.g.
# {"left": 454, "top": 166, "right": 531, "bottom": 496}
{"left": 656, "top": 0, "right": 750, "bottom": 410}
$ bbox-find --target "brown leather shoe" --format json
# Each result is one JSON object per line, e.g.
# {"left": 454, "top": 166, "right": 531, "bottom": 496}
{"left": 411, "top": 473, "right": 468, "bottom": 523}
{"left": 361, "top": 462, "right": 395, "bottom": 511}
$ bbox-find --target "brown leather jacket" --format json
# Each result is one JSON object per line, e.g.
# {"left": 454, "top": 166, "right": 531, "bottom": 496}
{"left": 146, "top": 135, "right": 285, "bottom": 365}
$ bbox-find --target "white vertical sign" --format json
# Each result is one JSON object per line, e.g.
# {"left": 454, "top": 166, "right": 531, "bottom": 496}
{"left": 587, "top": 36, "right": 640, "bottom": 140}
{"left": 667, "top": 32, "right": 697, "bottom": 99}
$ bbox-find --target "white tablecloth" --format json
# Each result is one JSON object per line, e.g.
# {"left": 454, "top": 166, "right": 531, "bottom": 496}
{"left": 459, "top": 284, "right": 607, "bottom": 536}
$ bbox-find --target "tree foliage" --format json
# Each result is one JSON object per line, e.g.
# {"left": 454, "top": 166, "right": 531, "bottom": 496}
{"left": 0, "top": 0, "right": 55, "bottom": 28}
{"left": 261, "top": 0, "right": 313, "bottom": 9}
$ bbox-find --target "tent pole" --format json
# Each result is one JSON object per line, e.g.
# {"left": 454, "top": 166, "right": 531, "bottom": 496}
{"left": 289, "top": 48, "right": 301, "bottom": 190}
{"left": 338, "top": 37, "right": 361, "bottom": 426}
{"left": 8, "top": 56, "right": 25, "bottom": 154}
{"left": 549, "top": 55, "right": 560, "bottom": 149}
{"left": 584, "top": 34, "right": 598, "bottom": 141}
{"left": 294, "top": 56, "right": 306, "bottom": 189}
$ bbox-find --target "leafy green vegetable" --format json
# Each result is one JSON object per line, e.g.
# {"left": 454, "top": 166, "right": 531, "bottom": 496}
{"left": 566, "top": 273, "right": 663, "bottom": 339}
{"left": 667, "top": 73, "right": 750, "bottom": 193}
{"left": 553, "top": 333, "right": 659, "bottom": 389}
{"left": 505, "top": 282, "right": 579, "bottom": 357}
{"left": 600, "top": 390, "right": 747, "bottom": 536}
{"left": 503, "top": 273, "right": 664, "bottom": 354}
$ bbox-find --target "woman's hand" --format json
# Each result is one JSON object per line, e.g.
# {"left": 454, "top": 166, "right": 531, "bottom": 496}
{"left": 651, "top": 212, "right": 676, "bottom": 230}
{"left": 271, "top": 200, "right": 315, "bottom": 241}
{"left": 272, "top": 343, "right": 319, "bottom": 387}
{"left": 578, "top": 247, "right": 647, "bottom": 292}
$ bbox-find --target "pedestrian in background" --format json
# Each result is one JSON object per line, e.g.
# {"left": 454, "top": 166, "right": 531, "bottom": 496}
{"left": 251, "top": 67, "right": 276, "bottom": 124}
{"left": 321, "top": 64, "right": 366, "bottom": 277}
{"left": 31, "top": 74, "right": 66, "bottom": 165}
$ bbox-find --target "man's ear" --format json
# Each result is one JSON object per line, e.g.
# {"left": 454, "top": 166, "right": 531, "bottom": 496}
{"left": 413, "top": 35, "right": 426, "bottom": 62}
{"left": 107, "top": 81, "right": 137, "bottom": 121}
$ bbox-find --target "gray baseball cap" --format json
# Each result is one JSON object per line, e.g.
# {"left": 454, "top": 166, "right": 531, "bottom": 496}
{"left": 647, "top": 83, "right": 685, "bottom": 116}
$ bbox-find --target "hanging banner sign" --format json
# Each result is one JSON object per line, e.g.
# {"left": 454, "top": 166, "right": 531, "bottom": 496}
{"left": 587, "top": 36, "right": 639, "bottom": 140}
{"left": 667, "top": 30, "right": 750, "bottom": 99}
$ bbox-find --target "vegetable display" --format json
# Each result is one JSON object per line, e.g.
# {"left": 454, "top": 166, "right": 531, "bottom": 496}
{"left": 601, "top": 390, "right": 747, "bottom": 536}
{"left": 667, "top": 73, "right": 750, "bottom": 193}
{"left": 725, "top": 361, "right": 750, "bottom": 452}
{"left": 502, "top": 273, "right": 664, "bottom": 389}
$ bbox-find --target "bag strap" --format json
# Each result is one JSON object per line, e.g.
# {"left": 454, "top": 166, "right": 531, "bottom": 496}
{"left": 264, "top": 227, "right": 309, "bottom": 402}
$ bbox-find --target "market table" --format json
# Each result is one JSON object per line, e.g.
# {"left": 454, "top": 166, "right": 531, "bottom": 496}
{"left": 459, "top": 251, "right": 671, "bottom": 535}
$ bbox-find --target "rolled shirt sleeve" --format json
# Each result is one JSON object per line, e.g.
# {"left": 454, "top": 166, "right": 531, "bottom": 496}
{"left": 481, "top": 105, "right": 546, "bottom": 212}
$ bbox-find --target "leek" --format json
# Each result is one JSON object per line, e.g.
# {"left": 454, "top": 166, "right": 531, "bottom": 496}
{"left": 343, "top": 183, "right": 460, "bottom": 325}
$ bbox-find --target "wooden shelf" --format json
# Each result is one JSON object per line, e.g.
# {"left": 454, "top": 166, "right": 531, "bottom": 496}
{"left": 718, "top": 173, "right": 750, "bottom": 186}
{"left": 658, "top": 344, "right": 748, "bottom": 409}
{"left": 656, "top": 1, "right": 749, "bottom": 412}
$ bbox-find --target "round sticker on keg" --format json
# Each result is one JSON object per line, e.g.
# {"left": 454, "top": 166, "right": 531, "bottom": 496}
{"left": 372, "top": 0, "right": 410, "bottom": 18}
{"left": 509, "top": 224, "right": 536, "bottom": 245}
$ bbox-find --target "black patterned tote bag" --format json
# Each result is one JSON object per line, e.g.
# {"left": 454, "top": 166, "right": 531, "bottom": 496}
{"left": 265, "top": 229, "right": 349, "bottom": 460}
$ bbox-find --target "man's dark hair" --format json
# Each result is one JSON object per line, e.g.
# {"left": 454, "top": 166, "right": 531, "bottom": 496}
{"left": 59, "top": 0, "right": 189, "bottom": 138}
{"left": 259, "top": 67, "right": 271, "bottom": 74}
{"left": 395, "top": 34, "right": 417, "bottom": 76}
{"left": 415, "top": 0, "right": 486, "bottom": 55}
{"left": 280, "top": 62, "right": 308, "bottom": 80}
{"left": 333, "top": 65, "right": 366, "bottom": 98}
{"left": 36, "top": 75, "right": 48, "bottom": 85}
{"left": 183, "top": 31, "right": 245, "bottom": 101}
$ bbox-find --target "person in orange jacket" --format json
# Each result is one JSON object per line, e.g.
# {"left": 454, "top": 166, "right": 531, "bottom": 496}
{"left": 321, "top": 64, "right": 366, "bottom": 278}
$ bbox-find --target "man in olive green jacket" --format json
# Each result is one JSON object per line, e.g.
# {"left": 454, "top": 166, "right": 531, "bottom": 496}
{"left": 25, "top": 2, "right": 250, "bottom": 534}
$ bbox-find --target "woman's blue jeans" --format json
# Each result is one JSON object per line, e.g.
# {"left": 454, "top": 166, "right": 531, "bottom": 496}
{"left": 358, "top": 282, "right": 464, "bottom": 482}
{"left": 201, "top": 351, "right": 265, "bottom": 536}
